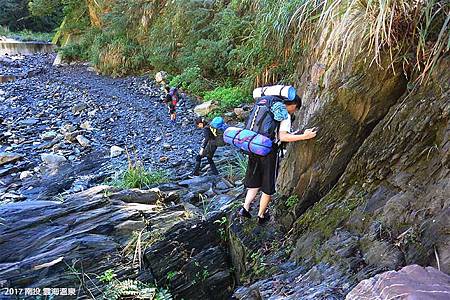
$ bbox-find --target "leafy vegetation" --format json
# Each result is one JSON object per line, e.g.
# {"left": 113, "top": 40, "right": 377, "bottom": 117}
{"left": 169, "top": 66, "right": 212, "bottom": 97}
{"left": 98, "top": 269, "right": 117, "bottom": 283}
{"left": 203, "top": 86, "right": 251, "bottom": 112}
{"left": 72, "top": 1, "right": 448, "bottom": 79}
{"left": 0, "top": 0, "right": 62, "bottom": 33}
{"left": 285, "top": 195, "right": 299, "bottom": 208}
{"left": 9, "top": 0, "right": 448, "bottom": 103}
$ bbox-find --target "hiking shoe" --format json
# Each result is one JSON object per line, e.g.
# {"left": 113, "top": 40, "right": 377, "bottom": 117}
{"left": 258, "top": 211, "right": 270, "bottom": 225}
{"left": 238, "top": 206, "right": 251, "bottom": 219}
{"left": 189, "top": 171, "right": 200, "bottom": 178}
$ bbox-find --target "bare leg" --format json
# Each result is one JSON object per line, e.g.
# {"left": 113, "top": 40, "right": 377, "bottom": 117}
{"left": 258, "top": 193, "right": 271, "bottom": 218}
{"left": 243, "top": 188, "right": 259, "bottom": 211}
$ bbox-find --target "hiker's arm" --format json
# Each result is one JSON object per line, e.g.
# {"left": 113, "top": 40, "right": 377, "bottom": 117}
{"left": 199, "top": 128, "right": 211, "bottom": 154}
{"left": 279, "top": 128, "right": 317, "bottom": 142}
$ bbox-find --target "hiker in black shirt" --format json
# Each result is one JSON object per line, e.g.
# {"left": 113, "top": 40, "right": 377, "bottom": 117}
{"left": 192, "top": 117, "right": 219, "bottom": 176}
{"left": 163, "top": 85, "right": 177, "bottom": 123}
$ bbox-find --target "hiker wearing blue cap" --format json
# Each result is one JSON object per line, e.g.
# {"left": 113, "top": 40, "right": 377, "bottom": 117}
{"left": 191, "top": 117, "right": 220, "bottom": 176}
{"left": 238, "top": 92, "right": 318, "bottom": 225}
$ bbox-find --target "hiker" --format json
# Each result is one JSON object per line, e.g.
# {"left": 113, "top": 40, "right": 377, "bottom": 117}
{"left": 163, "top": 85, "right": 178, "bottom": 122}
{"left": 238, "top": 94, "right": 317, "bottom": 224}
{"left": 192, "top": 117, "right": 219, "bottom": 176}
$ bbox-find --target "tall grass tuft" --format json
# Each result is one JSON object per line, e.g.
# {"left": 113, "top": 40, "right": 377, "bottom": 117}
{"left": 109, "top": 153, "right": 169, "bottom": 189}
{"left": 288, "top": 0, "right": 450, "bottom": 82}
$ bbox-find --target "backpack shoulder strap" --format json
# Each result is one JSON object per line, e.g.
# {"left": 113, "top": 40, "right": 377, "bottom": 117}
{"left": 210, "top": 127, "right": 218, "bottom": 137}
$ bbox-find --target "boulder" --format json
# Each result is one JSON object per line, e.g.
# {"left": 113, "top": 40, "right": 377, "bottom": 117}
{"left": 110, "top": 146, "right": 124, "bottom": 158}
{"left": 40, "top": 153, "right": 67, "bottom": 167}
{"left": 194, "top": 101, "right": 217, "bottom": 116}
{"left": 145, "top": 217, "right": 234, "bottom": 300}
{"left": 76, "top": 135, "right": 91, "bottom": 148}
{"left": 346, "top": 265, "right": 450, "bottom": 300}
{"left": 155, "top": 71, "right": 167, "bottom": 84}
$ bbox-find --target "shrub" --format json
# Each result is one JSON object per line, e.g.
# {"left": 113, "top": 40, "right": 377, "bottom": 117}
{"left": 203, "top": 86, "right": 251, "bottom": 111}
{"left": 169, "top": 66, "right": 212, "bottom": 96}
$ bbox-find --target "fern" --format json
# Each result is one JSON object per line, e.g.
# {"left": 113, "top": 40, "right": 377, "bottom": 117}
{"left": 102, "top": 279, "right": 171, "bottom": 300}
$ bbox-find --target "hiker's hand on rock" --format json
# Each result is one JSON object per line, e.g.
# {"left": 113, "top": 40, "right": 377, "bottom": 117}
{"left": 303, "top": 128, "right": 317, "bottom": 140}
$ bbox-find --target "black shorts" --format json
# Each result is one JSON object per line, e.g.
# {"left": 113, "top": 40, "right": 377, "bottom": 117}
{"left": 244, "top": 148, "right": 279, "bottom": 195}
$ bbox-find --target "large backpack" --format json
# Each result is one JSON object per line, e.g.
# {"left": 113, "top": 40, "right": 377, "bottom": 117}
{"left": 223, "top": 96, "right": 284, "bottom": 156}
{"left": 245, "top": 95, "right": 283, "bottom": 141}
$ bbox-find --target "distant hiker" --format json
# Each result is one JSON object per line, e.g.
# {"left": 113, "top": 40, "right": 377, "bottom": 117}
{"left": 170, "top": 85, "right": 183, "bottom": 106}
{"left": 192, "top": 117, "right": 219, "bottom": 176}
{"left": 237, "top": 92, "right": 317, "bottom": 225}
{"left": 163, "top": 85, "right": 178, "bottom": 122}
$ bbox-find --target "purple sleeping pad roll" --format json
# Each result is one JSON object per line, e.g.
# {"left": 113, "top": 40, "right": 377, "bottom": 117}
{"left": 223, "top": 127, "right": 273, "bottom": 156}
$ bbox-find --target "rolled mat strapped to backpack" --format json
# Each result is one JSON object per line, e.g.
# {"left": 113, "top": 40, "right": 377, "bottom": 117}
{"left": 223, "top": 127, "right": 273, "bottom": 156}
{"left": 252, "top": 85, "right": 296, "bottom": 101}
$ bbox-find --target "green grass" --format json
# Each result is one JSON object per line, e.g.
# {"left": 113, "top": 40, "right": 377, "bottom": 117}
{"left": 222, "top": 152, "right": 248, "bottom": 183}
{"left": 0, "top": 26, "right": 54, "bottom": 42}
{"left": 109, "top": 163, "right": 169, "bottom": 189}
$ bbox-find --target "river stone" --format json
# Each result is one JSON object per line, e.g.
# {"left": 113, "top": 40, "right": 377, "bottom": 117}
{"left": 0, "top": 153, "right": 23, "bottom": 166}
{"left": 19, "top": 171, "right": 33, "bottom": 180}
{"left": 64, "top": 130, "right": 83, "bottom": 143}
{"left": 19, "top": 118, "right": 39, "bottom": 126}
{"left": 40, "top": 153, "right": 67, "bottom": 167}
{"left": 41, "top": 131, "right": 58, "bottom": 140}
{"left": 178, "top": 175, "right": 217, "bottom": 188}
{"left": 71, "top": 102, "right": 88, "bottom": 115}
{"left": 346, "top": 265, "right": 450, "bottom": 300}
{"left": 76, "top": 135, "right": 91, "bottom": 147}
{"left": 110, "top": 146, "right": 124, "bottom": 158}
{"left": 60, "top": 123, "right": 77, "bottom": 134}
{"left": 80, "top": 121, "right": 93, "bottom": 131}
{"left": 52, "top": 53, "right": 63, "bottom": 66}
